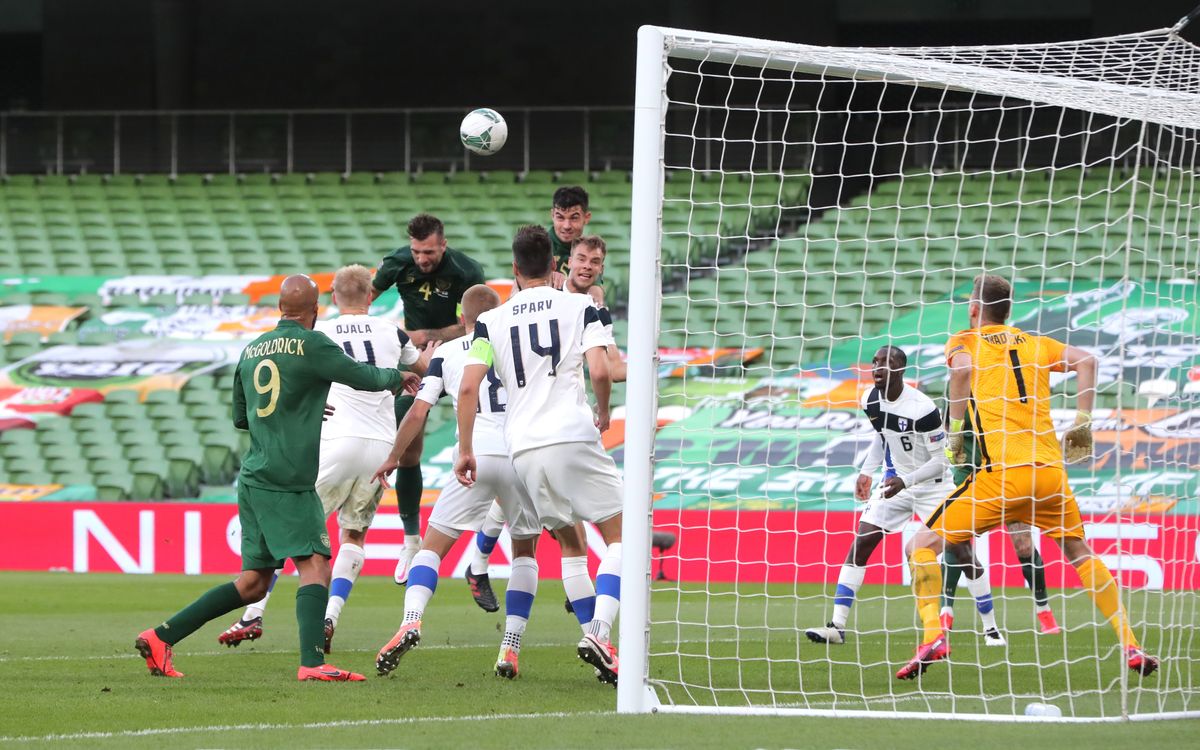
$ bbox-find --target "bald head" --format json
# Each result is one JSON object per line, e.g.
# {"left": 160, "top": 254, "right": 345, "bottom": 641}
{"left": 460, "top": 284, "right": 501, "bottom": 330}
{"left": 279, "top": 274, "right": 320, "bottom": 329}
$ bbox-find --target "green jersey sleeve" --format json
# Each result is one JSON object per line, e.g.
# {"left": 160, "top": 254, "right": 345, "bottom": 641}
{"left": 232, "top": 367, "right": 249, "bottom": 430}
{"left": 306, "top": 331, "right": 405, "bottom": 392}
{"left": 373, "top": 252, "right": 404, "bottom": 293}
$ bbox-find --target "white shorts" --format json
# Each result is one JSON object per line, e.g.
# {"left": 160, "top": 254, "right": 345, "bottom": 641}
{"left": 430, "top": 452, "right": 541, "bottom": 540}
{"left": 511, "top": 440, "right": 623, "bottom": 530}
{"left": 858, "top": 481, "right": 948, "bottom": 533}
{"left": 316, "top": 436, "right": 392, "bottom": 532}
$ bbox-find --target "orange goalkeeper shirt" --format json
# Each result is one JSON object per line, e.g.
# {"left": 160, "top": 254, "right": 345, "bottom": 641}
{"left": 945, "top": 324, "right": 1067, "bottom": 470}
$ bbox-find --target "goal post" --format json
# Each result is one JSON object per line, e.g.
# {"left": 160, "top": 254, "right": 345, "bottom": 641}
{"left": 619, "top": 21, "right": 1200, "bottom": 720}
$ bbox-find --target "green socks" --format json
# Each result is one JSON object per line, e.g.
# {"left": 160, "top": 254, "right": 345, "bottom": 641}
{"left": 1019, "top": 551, "right": 1049, "bottom": 607}
{"left": 296, "top": 584, "right": 329, "bottom": 668}
{"left": 397, "top": 465, "right": 423, "bottom": 537}
{"left": 155, "top": 581, "right": 245, "bottom": 645}
{"left": 941, "top": 545, "right": 964, "bottom": 610}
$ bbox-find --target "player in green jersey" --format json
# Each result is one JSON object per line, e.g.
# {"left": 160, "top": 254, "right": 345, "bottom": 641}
{"left": 550, "top": 186, "right": 592, "bottom": 277}
{"left": 371, "top": 213, "right": 486, "bottom": 583}
{"left": 135, "top": 274, "right": 418, "bottom": 682}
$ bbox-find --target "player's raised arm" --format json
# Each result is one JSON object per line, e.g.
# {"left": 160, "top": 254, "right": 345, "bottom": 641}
{"left": 1060, "top": 343, "right": 1097, "bottom": 462}
{"left": 231, "top": 365, "right": 249, "bottom": 431}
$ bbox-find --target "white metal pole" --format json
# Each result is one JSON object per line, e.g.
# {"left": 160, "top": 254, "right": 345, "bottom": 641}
{"left": 617, "top": 23, "right": 667, "bottom": 715}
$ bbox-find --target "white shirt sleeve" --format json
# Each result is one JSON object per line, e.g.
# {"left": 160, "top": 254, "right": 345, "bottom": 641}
{"left": 394, "top": 324, "right": 421, "bottom": 367}
{"left": 900, "top": 409, "right": 950, "bottom": 488}
{"left": 859, "top": 434, "right": 885, "bottom": 477}
{"left": 415, "top": 354, "right": 445, "bottom": 407}
{"left": 580, "top": 302, "right": 610, "bottom": 353}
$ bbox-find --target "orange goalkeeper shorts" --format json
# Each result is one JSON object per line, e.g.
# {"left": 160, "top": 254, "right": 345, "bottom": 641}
{"left": 927, "top": 464, "right": 1085, "bottom": 544}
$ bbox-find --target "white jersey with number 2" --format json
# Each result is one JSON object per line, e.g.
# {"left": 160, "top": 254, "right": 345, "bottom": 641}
{"left": 315, "top": 314, "right": 420, "bottom": 443}
{"left": 468, "top": 285, "right": 611, "bottom": 457}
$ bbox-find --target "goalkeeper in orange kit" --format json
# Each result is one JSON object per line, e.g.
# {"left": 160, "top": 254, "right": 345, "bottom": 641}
{"left": 897, "top": 274, "right": 1158, "bottom": 680}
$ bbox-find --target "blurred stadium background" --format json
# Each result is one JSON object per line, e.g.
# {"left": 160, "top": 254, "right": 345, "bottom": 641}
{"left": 1, "top": 0, "right": 1199, "bottom": 742}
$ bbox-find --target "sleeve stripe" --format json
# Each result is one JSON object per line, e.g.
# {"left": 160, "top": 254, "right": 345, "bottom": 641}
{"left": 473, "top": 320, "right": 489, "bottom": 341}
{"left": 397, "top": 328, "right": 411, "bottom": 346}
{"left": 915, "top": 408, "right": 943, "bottom": 432}
{"left": 584, "top": 306, "right": 602, "bottom": 325}
{"left": 598, "top": 307, "right": 613, "bottom": 326}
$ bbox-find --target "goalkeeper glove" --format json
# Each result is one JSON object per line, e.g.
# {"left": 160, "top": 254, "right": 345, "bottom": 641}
{"left": 945, "top": 418, "right": 966, "bottom": 466}
{"left": 1064, "top": 411, "right": 1093, "bottom": 463}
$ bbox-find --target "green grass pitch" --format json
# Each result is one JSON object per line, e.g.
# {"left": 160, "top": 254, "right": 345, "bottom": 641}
{"left": 0, "top": 572, "right": 1195, "bottom": 748}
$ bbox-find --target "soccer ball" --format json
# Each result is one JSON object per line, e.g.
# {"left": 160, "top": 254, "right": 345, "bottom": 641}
{"left": 459, "top": 108, "right": 508, "bottom": 156}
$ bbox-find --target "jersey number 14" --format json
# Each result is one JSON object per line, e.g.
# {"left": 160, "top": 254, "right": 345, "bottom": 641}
{"left": 509, "top": 320, "right": 561, "bottom": 388}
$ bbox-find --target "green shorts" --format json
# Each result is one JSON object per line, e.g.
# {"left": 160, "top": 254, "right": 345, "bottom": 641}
{"left": 237, "top": 483, "right": 332, "bottom": 571}
{"left": 394, "top": 394, "right": 415, "bottom": 424}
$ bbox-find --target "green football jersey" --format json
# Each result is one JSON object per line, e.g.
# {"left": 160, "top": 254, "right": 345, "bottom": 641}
{"left": 233, "top": 319, "right": 404, "bottom": 492}
{"left": 551, "top": 232, "right": 572, "bottom": 276}
{"left": 372, "top": 246, "right": 485, "bottom": 331}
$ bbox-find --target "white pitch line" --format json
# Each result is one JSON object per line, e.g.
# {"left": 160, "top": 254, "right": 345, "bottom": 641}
{"left": 0, "top": 710, "right": 609, "bottom": 744}
{"left": 0, "top": 641, "right": 574, "bottom": 664}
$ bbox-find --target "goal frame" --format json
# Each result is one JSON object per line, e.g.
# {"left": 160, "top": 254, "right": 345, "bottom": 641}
{"left": 617, "top": 22, "right": 1200, "bottom": 719}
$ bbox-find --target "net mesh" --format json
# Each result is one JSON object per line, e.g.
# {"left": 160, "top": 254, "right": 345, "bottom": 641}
{"left": 642, "top": 25, "right": 1200, "bottom": 718}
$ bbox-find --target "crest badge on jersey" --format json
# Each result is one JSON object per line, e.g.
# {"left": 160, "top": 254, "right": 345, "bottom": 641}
{"left": 898, "top": 417, "right": 909, "bottom": 432}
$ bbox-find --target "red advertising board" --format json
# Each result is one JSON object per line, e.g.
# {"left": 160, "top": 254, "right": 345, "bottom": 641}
{"left": 1, "top": 502, "right": 1196, "bottom": 591}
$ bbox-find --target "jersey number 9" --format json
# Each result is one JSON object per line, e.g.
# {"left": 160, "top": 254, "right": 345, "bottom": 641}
{"left": 254, "top": 359, "right": 281, "bottom": 417}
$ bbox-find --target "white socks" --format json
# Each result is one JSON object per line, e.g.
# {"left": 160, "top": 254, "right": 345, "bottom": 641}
{"left": 831, "top": 563, "right": 866, "bottom": 629}
{"left": 325, "top": 543, "right": 364, "bottom": 627}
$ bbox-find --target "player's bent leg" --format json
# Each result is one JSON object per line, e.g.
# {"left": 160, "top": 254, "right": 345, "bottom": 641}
{"left": 577, "top": 512, "right": 621, "bottom": 686}
{"left": 393, "top": 424, "right": 425, "bottom": 584}
{"left": 472, "top": 500, "right": 506, "bottom": 575}
{"left": 1007, "top": 521, "right": 1058, "bottom": 634}
{"left": 468, "top": 502, "right": 506, "bottom": 611}
{"left": 219, "top": 570, "right": 277, "bottom": 647}
{"left": 806, "top": 522, "right": 884, "bottom": 645}
{"left": 377, "top": 527, "right": 458, "bottom": 676}
{"left": 323, "top": 532, "right": 367, "bottom": 654}
{"left": 143, "top": 567, "right": 270, "bottom": 676}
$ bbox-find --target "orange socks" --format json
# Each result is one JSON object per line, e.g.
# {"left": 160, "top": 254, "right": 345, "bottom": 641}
{"left": 1076, "top": 557, "right": 1138, "bottom": 649}
{"left": 910, "top": 547, "right": 944, "bottom": 642}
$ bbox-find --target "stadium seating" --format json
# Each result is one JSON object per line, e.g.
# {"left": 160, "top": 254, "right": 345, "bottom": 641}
{"left": 0, "top": 167, "right": 1161, "bottom": 498}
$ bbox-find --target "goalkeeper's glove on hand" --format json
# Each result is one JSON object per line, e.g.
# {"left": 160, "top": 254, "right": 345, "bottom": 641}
{"left": 1064, "top": 411, "right": 1093, "bottom": 463}
{"left": 945, "top": 418, "right": 966, "bottom": 466}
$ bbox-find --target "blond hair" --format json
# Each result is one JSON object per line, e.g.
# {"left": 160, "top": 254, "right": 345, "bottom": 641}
{"left": 332, "top": 264, "right": 374, "bottom": 307}
{"left": 461, "top": 284, "right": 501, "bottom": 328}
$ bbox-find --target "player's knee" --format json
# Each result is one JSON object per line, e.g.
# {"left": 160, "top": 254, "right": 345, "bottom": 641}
{"left": 511, "top": 537, "right": 538, "bottom": 558}
{"left": 341, "top": 528, "right": 367, "bottom": 546}
{"left": 1010, "top": 533, "right": 1033, "bottom": 559}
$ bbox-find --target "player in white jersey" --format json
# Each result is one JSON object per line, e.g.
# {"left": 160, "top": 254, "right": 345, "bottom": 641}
{"left": 373, "top": 285, "right": 543, "bottom": 679}
{"left": 218, "top": 265, "right": 426, "bottom": 653}
{"left": 805, "top": 346, "right": 1005, "bottom": 647}
{"left": 469, "top": 235, "right": 626, "bottom": 624}
{"left": 457, "top": 225, "right": 624, "bottom": 686}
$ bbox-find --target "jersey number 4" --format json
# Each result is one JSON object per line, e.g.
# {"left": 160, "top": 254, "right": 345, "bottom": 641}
{"left": 509, "top": 320, "right": 561, "bottom": 388}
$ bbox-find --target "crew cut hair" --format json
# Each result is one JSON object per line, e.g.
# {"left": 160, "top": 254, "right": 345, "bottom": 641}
{"left": 512, "top": 225, "right": 554, "bottom": 278}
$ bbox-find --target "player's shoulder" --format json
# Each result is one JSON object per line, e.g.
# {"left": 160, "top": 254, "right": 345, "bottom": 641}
{"left": 945, "top": 328, "right": 975, "bottom": 357}
{"left": 434, "top": 334, "right": 471, "bottom": 357}
{"left": 444, "top": 247, "right": 484, "bottom": 276}
{"left": 859, "top": 385, "right": 882, "bottom": 412}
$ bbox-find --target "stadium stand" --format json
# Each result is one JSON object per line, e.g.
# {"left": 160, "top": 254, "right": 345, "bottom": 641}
{"left": 0, "top": 167, "right": 1158, "bottom": 498}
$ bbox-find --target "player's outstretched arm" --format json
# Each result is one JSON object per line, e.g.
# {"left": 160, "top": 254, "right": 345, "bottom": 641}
{"left": 409, "top": 323, "right": 465, "bottom": 348}
{"left": 585, "top": 346, "right": 611, "bottom": 432}
{"left": 373, "top": 398, "right": 433, "bottom": 488}
{"left": 231, "top": 366, "right": 249, "bottom": 430}
{"left": 1062, "top": 344, "right": 1097, "bottom": 462}
{"left": 310, "top": 334, "right": 416, "bottom": 394}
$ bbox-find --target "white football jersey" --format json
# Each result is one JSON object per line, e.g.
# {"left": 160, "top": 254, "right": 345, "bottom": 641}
{"left": 315, "top": 315, "right": 420, "bottom": 442}
{"left": 860, "top": 383, "right": 952, "bottom": 488}
{"left": 417, "top": 334, "right": 508, "bottom": 457}
{"left": 469, "top": 286, "right": 610, "bottom": 456}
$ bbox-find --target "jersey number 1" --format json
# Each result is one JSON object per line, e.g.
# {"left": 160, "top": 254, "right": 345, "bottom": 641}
{"left": 509, "top": 320, "right": 561, "bottom": 388}
{"left": 342, "top": 340, "right": 376, "bottom": 365}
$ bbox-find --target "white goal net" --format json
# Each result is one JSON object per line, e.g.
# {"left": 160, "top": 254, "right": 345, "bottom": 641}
{"left": 619, "top": 22, "right": 1200, "bottom": 720}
